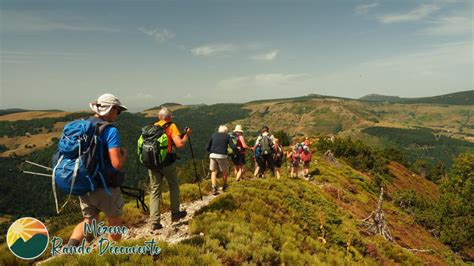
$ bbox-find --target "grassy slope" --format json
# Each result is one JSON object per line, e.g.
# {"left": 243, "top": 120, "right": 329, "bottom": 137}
{"left": 3, "top": 155, "right": 460, "bottom": 265}
{"left": 226, "top": 99, "right": 474, "bottom": 141}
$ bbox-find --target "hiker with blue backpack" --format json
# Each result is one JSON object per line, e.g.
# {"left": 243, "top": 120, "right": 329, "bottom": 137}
{"left": 138, "top": 107, "right": 191, "bottom": 231}
{"left": 254, "top": 126, "right": 276, "bottom": 178}
{"left": 58, "top": 94, "right": 128, "bottom": 246}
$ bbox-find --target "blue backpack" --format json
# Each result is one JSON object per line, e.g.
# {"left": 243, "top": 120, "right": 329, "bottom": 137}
{"left": 51, "top": 117, "right": 112, "bottom": 213}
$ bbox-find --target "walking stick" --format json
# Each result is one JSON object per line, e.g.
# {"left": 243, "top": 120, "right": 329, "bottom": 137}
{"left": 187, "top": 134, "right": 203, "bottom": 200}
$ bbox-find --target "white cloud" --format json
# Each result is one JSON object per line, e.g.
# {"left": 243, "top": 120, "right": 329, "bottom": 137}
{"left": 423, "top": 16, "right": 473, "bottom": 35}
{"left": 354, "top": 3, "right": 378, "bottom": 15}
{"left": 378, "top": 4, "right": 439, "bottom": 23}
{"left": 191, "top": 43, "right": 237, "bottom": 56}
{"left": 1, "top": 11, "right": 119, "bottom": 32}
{"left": 138, "top": 27, "right": 175, "bottom": 43}
{"left": 250, "top": 50, "right": 279, "bottom": 61}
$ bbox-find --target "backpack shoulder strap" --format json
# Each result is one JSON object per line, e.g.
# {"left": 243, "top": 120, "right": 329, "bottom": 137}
{"left": 87, "top": 117, "right": 115, "bottom": 136}
{"left": 87, "top": 117, "right": 113, "bottom": 196}
{"left": 161, "top": 122, "right": 174, "bottom": 129}
{"left": 96, "top": 122, "right": 114, "bottom": 136}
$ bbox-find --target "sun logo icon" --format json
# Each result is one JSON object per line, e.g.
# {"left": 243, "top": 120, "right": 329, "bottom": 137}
{"left": 7, "top": 217, "right": 49, "bottom": 260}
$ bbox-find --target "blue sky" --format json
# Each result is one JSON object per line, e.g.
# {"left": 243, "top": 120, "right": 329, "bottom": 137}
{"left": 1, "top": 0, "right": 472, "bottom": 111}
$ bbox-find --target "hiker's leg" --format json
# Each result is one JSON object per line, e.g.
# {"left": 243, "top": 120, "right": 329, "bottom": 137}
{"left": 240, "top": 155, "right": 246, "bottom": 179}
{"left": 210, "top": 158, "right": 218, "bottom": 187}
{"left": 220, "top": 158, "right": 229, "bottom": 185}
{"left": 223, "top": 170, "right": 228, "bottom": 184}
{"left": 268, "top": 156, "right": 275, "bottom": 177}
{"left": 106, "top": 216, "right": 122, "bottom": 241}
{"left": 236, "top": 165, "right": 242, "bottom": 180}
{"left": 69, "top": 215, "right": 98, "bottom": 245}
{"left": 233, "top": 164, "right": 238, "bottom": 178}
{"left": 259, "top": 156, "right": 267, "bottom": 176}
{"left": 149, "top": 169, "right": 164, "bottom": 224}
{"left": 254, "top": 164, "right": 259, "bottom": 177}
{"left": 276, "top": 168, "right": 281, "bottom": 179}
{"left": 163, "top": 164, "right": 180, "bottom": 214}
{"left": 211, "top": 170, "right": 218, "bottom": 186}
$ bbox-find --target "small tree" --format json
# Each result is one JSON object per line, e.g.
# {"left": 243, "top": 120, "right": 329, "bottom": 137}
{"left": 273, "top": 130, "right": 291, "bottom": 146}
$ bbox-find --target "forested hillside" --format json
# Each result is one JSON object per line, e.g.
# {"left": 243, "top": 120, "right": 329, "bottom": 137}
{"left": 0, "top": 93, "right": 473, "bottom": 264}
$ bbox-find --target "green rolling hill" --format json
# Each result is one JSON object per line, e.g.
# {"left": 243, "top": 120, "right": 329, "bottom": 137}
{"left": 359, "top": 90, "right": 474, "bottom": 105}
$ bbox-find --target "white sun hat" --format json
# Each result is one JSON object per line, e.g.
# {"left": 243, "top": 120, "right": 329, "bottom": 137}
{"left": 89, "top": 93, "right": 128, "bottom": 116}
{"left": 234, "top": 125, "right": 244, "bottom": 133}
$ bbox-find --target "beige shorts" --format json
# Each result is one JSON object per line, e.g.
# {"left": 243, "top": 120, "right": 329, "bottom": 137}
{"left": 79, "top": 187, "right": 124, "bottom": 218}
{"left": 210, "top": 158, "right": 228, "bottom": 173}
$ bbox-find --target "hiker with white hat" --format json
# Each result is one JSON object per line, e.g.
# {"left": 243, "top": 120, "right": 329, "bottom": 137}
{"left": 89, "top": 93, "right": 128, "bottom": 118}
{"left": 68, "top": 93, "right": 128, "bottom": 246}
{"left": 230, "top": 125, "right": 251, "bottom": 181}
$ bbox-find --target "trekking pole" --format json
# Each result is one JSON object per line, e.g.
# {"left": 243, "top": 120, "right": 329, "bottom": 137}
{"left": 22, "top": 159, "right": 53, "bottom": 171}
{"left": 21, "top": 170, "right": 51, "bottom": 178}
{"left": 187, "top": 134, "right": 203, "bottom": 200}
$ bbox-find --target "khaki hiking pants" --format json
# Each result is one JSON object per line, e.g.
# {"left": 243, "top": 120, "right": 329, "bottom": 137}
{"left": 149, "top": 163, "right": 180, "bottom": 224}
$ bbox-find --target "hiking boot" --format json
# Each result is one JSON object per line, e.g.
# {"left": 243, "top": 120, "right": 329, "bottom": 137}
{"left": 150, "top": 222, "right": 163, "bottom": 231}
{"left": 211, "top": 186, "right": 219, "bottom": 195}
{"left": 222, "top": 183, "right": 229, "bottom": 192}
{"left": 171, "top": 210, "right": 187, "bottom": 222}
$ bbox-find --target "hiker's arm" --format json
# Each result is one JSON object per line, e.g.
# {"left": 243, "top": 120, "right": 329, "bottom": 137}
{"left": 109, "top": 147, "right": 126, "bottom": 170}
{"left": 253, "top": 136, "right": 260, "bottom": 149}
{"left": 105, "top": 127, "right": 125, "bottom": 170}
{"left": 173, "top": 128, "right": 192, "bottom": 149}
{"left": 240, "top": 136, "right": 251, "bottom": 150}
{"left": 206, "top": 137, "right": 212, "bottom": 152}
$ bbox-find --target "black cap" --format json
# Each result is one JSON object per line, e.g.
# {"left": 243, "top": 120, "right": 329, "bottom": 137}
{"left": 261, "top": 126, "right": 269, "bottom": 132}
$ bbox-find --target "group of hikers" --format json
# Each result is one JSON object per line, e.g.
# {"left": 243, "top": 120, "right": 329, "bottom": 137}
{"left": 61, "top": 93, "right": 314, "bottom": 247}
{"left": 207, "top": 124, "right": 314, "bottom": 195}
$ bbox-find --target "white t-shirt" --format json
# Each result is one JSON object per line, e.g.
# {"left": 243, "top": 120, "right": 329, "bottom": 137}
{"left": 255, "top": 132, "right": 275, "bottom": 146}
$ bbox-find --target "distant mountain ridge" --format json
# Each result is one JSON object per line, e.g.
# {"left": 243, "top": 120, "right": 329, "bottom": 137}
{"left": 0, "top": 109, "right": 63, "bottom": 116}
{"left": 359, "top": 90, "right": 474, "bottom": 105}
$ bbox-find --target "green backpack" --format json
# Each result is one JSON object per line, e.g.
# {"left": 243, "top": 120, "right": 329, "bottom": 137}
{"left": 260, "top": 135, "right": 274, "bottom": 155}
{"left": 227, "top": 132, "right": 239, "bottom": 156}
{"left": 137, "top": 122, "right": 172, "bottom": 169}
